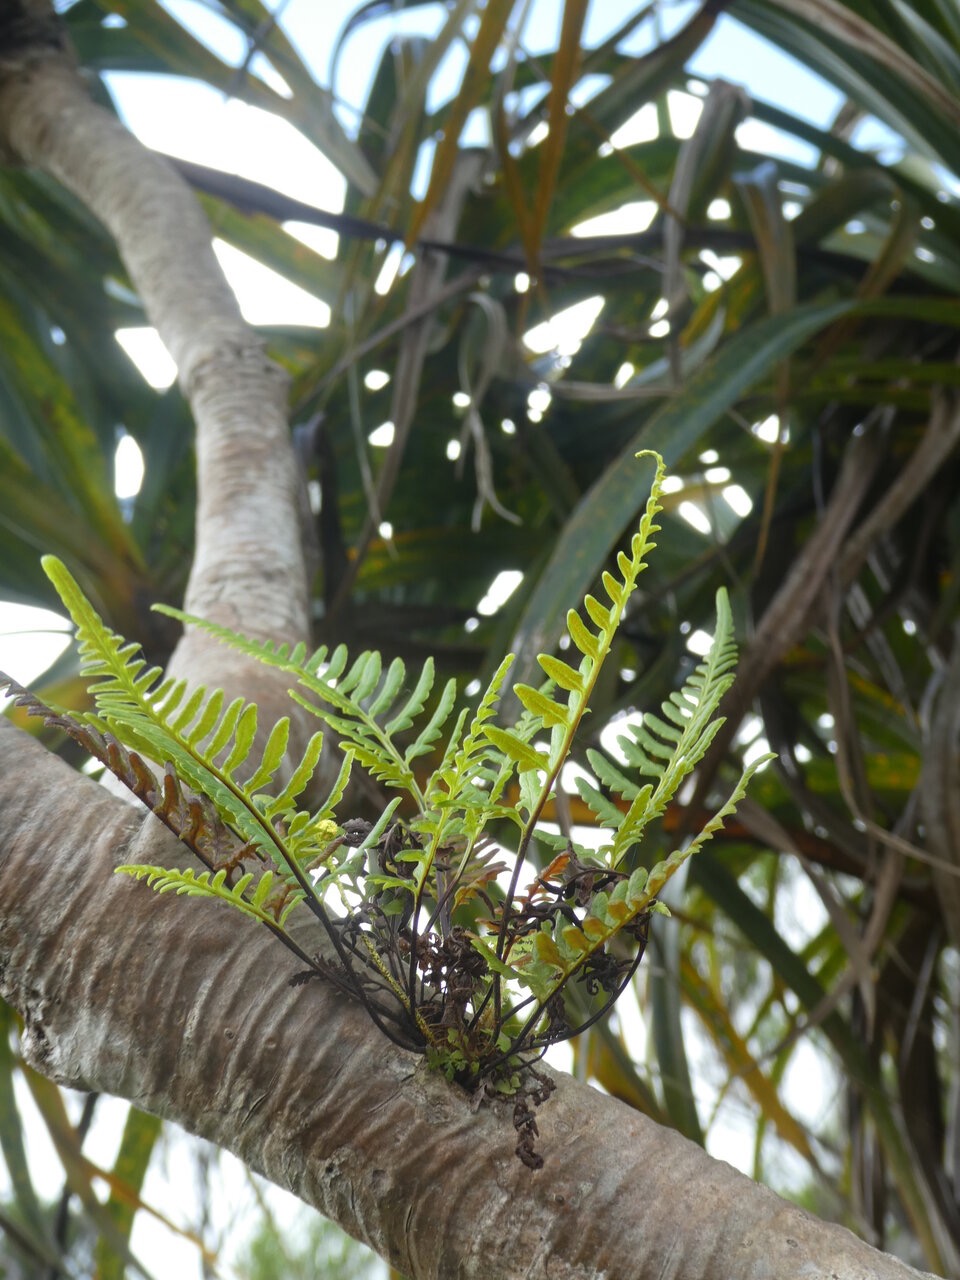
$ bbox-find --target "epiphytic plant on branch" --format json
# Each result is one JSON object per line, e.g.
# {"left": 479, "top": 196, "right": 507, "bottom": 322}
{"left": 2, "top": 453, "right": 769, "bottom": 1165}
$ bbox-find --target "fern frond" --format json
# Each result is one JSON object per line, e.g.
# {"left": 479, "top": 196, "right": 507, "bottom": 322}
{"left": 573, "top": 777, "right": 625, "bottom": 828}
{"left": 41, "top": 559, "right": 335, "bottom": 899}
{"left": 259, "top": 730, "right": 323, "bottom": 817}
{"left": 476, "top": 860, "right": 650, "bottom": 1024}
{"left": 204, "top": 696, "right": 246, "bottom": 760}
{"left": 431, "top": 657, "right": 512, "bottom": 785}
{"left": 339, "top": 650, "right": 381, "bottom": 701}
{"left": 485, "top": 452, "right": 666, "bottom": 921}
{"left": 493, "top": 751, "right": 767, "bottom": 1048}
{"left": 152, "top": 604, "right": 452, "bottom": 810}
{"left": 368, "top": 656, "right": 405, "bottom": 717}
{"left": 584, "top": 749, "right": 641, "bottom": 802}
{"left": 388, "top": 658, "right": 435, "bottom": 736}
{"left": 642, "top": 752, "right": 774, "bottom": 901}
{"left": 604, "top": 587, "right": 738, "bottom": 866}
{"left": 115, "top": 865, "right": 304, "bottom": 929}
{"left": 405, "top": 674, "right": 457, "bottom": 765}
{"left": 483, "top": 726, "right": 545, "bottom": 776}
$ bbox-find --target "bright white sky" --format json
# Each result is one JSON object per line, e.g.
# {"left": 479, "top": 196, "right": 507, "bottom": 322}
{"left": 1, "top": 1, "right": 884, "bottom": 1273}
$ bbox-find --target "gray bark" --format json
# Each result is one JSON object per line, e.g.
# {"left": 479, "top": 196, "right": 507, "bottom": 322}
{"left": 0, "top": 719, "right": 941, "bottom": 1280}
{"left": 0, "top": 22, "right": 310, "bottom": 691}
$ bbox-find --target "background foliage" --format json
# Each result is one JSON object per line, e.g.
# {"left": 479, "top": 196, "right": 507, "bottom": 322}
{"left": 2, "top": 0, "right": 959, "bottom": 1275}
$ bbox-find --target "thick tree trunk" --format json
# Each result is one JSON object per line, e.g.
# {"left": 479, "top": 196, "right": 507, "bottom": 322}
{"left": 0, "top": 8, "right": 310, "bottom": 711}
{"left": 0, "top": 720, "right": 940, "bottom": 1280}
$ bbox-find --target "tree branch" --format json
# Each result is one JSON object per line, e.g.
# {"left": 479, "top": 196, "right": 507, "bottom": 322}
{"left": 0, "top": 14, "right": 309, "bottom": 671}
{"left": 0, "top": 720, "right": 940, "bottom": 1280}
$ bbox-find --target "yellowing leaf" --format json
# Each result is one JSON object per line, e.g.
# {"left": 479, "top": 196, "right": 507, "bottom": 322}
{"left": 561, "top": 924, "right": 591, "bottom": 953}
{"left": 534, "top": 930, "right": 564, "bottom": 968}
{"left": 582, "top": 915, "right": 607, "bottom": 942}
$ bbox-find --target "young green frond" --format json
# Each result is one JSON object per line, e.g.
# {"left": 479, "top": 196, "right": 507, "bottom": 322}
{"left": 485, "top": 451, "right": 667, "bottom": 924}
{"left": 387, "top": 658, "right": 436, "bottom": 736}
{"left": 40, "top": 559, "right": 343, "bottom": 905}
{"left": 404, "top": 674, "right": 457, "bottom": 764}
{"left": 566, "top": 587, "right": 744, "bottom": 868}
{"left": 115, "top": 865, "right": 304, "bottom": 930}
{"left": 421, "top": 657, "right": 514, "bottom": 832}
{"left": 152, "top": 604, "right": 452, "bottom": 811}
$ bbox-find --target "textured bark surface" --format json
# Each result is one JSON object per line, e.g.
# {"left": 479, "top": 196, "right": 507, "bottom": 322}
{"left": 0, "top": 720, "right": 941, "bottom": 1280}
{"left": 0, "top": 36, "right": 309, "bottom": 666}
{"left": 0, "top": 23, "right": 313, "bottom": 782}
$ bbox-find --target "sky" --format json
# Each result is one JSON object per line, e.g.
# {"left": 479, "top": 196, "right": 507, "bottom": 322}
{"left": 0, "top": 0, "right": 890, "bottom": 1274}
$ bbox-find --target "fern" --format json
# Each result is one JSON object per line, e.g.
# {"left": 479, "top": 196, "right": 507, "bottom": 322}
{"left": 571, "top": 586, "right": 741, "bottom": 868}
{"left": 116, "top": 865, "right": 305, "bottom": 929}
{"left": 147, "top": 612, "right": 457, "bottom": 811}
{"left": 497, "top": 751, "right": 769, "bottom": 1048}
{"left": 14, "top": 452, "right": 772, "bottom": 1150}
{"left": 42, "top": 558, "right": 338, "bottom": 882}
{"left": 483, "top": 450, "right": 667, "bottom": 955}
